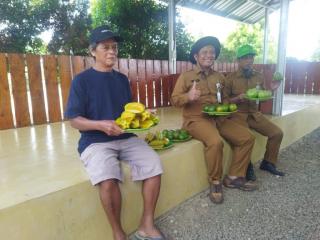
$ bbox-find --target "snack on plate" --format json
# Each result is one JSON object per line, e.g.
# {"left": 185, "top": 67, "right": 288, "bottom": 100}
{"left": 145, "top": 131, "right": 171, "bottom": 149}
{"left": 162, "top": 129, "right": 191, "bottom": 141}
{"left": 246, "top": 88, "right": 272, "bottom": 99}
{"left": 115, "top": 102, "right": 159, "bottom": 130}
{"left": 203, "top": 103, "right": 238, "bottom": 113}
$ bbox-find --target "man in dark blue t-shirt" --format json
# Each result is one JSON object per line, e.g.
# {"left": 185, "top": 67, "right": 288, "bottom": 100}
{"left": 65, "top": 25, "right": 164, "bottom": 240}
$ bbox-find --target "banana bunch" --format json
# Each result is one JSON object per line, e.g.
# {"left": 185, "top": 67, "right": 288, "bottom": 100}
{"left": 145, "top": 131, "right": 170, "bottom": 148}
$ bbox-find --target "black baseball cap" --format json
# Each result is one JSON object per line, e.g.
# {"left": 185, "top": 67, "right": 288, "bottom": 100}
{"left": 189, "top": 36, "right": 221, "bottom": 64}
{"left": 89, "top": 25, "right": 123, "bottom": 44}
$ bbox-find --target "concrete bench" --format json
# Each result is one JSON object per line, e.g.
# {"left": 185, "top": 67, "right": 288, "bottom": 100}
{"left": 1, "top": 105, "right": 320, "bottom": 240}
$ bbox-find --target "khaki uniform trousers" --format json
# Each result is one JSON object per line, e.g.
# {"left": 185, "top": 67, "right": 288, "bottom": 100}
{"left": 183, "top": 117, "right": 255, "bottom": 183}
{"left": 230, "top": 112, "right": 283, "bottom": 164}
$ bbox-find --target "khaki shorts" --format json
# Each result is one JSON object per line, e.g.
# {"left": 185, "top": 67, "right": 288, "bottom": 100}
{"left": 80, "top": 137, "right": 163, "bottom": 185}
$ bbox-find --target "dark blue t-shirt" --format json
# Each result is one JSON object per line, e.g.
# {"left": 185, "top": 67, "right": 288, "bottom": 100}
{"left": 65, "top": 68, "right": 134, "bottom": 154}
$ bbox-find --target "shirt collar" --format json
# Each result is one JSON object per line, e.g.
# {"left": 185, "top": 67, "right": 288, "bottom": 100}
{"left": 194, "top": 65, "right": 214, "bottom": 76}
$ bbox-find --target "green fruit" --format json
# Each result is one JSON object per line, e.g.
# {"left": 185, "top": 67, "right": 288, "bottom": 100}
{"left": 246, "top": 88, "right": 258, "bottom": 98}
{"left": 203, "top": 105, "right": 210, "bottom": 112}
{"left": 258, "top": 90, "right": 272, "bottom": 98}
{"left": 162, "top": 129, "right": 169, "bottom": 137}
{"left": 178, "top": 134, "right": 186, "bottom": 140}
{"left": 229, "top": 103, "right": 237, "bottom": 112}
{"left": 180, "top": 129, "right": 189, "bottom": 136}
{"left": 222, "top": 104, "right": 229, "bottom": 112}
{"left": 216, "top": 105, "right": 224, "bottom": 112}
{"left": 167, "top": 133, "right": 173, "bottom": 140}
{"left": 273, "top": 72, "right": 283, "bottom": 81}
{"left": 208, "top": 105, "right": 216, "bottom": 112}
{"left": 173, "top": 131, "right": 179, "bottom": 139}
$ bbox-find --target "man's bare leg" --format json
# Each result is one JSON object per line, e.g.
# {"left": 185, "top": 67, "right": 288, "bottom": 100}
{"left": 137, "top": 175, "right": 162, "bottom": 237}
{"left": 99, "top": 179, "right": 126, "bottom": 240}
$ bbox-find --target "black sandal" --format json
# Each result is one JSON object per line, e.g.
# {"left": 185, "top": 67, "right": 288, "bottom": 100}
{"left": 209, "top": 182, "right": 223, "bottom": 204}
{"left": 223, "top": 176, "right": 257, "bottom": 191}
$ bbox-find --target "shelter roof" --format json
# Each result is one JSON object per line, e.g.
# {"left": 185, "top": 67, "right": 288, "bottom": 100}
{"left": 163, "top": 0, "right": 292, "bottom": 24}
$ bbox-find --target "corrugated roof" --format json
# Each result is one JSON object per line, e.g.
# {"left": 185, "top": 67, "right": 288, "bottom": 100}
{"left": 164, "top": 0, "right": 286, "bottom": 24}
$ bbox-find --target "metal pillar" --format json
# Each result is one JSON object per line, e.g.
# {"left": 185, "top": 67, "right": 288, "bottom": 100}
{"left": 273, "top": 0, "right": 290, "bottom": 115}
{"left": 263, "top": 7, "right": 270, "bottom": 64}
{"left": 168, "top": 0, "right": 176, "bottom": 74}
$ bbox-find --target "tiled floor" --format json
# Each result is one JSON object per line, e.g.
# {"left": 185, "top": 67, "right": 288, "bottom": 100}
{"left": 282, "top": 94, "right": 320, "bottom": 115}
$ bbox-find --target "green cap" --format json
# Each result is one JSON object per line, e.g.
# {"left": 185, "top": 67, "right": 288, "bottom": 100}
{"left": 236, "top": 44, "right": 256, "bottom": 58}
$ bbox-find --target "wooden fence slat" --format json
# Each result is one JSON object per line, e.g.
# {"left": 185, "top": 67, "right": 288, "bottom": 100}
{"left": 146, "top": 60, "right": 154, "bottom": 108}
{"left": 43, "top": 55, "right": 61, "bottom": 122}
{"left": 181, "top": 61, "right": 188, "bottom": 73}
{"left": 259, "top": 64, "right": 275, "bottom": 114}
{"left": 306, "top": 63, "right": 315, "bottom": 94}
{"left": 8, "top": 54, "right": 31, "bottom": 127}
{"left": 290, "top": 62, "right": 301, "bottom": 94}
{"left": 153, "top": 60, "right": 161, "bottom": 107}
{"left": 161, "top": 60, "right": 169, "bottom": 76}
{"left": 168, "top": 74, "right": 180, "bottom": 106}
{"left": 298, "top": 62, "right": 307, "bottom": 94}
{"left": 284, "top": 62, "right": 292, "bottom": 93}
{"left": 26, "top": 54, "right": 46, "bottom": 125}
{"left": 137, "top": 60, "right": 147, "bottom": 106}
{"left": 128, "top": 59, "right": 138, "bottom": 102}
{"left": 176, "top": 61, "right": 180, "bottom": 73}
{"left": 162, "top": 75, "right": 169, "bottom": 107}
{"left": 58, "top": 55, "right": 72, "bottom": 114}
{"left": 118, "top": 58, "right": 129, "bottom": 77}
{"left": 313, "top": 62, "right": 320, "bottom": 94}
{"left": 84, "top": 56, "right": 95, "bottom": 70}
{"left": 71, "top": 56, "right": 85, "bottom": 78}
{"left": 0, "top": 53, "right": 14, "bottom": 129}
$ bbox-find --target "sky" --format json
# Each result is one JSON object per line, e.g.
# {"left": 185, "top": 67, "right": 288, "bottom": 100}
{"left": 178, "top": 0, "right": 320, "bottom": 61}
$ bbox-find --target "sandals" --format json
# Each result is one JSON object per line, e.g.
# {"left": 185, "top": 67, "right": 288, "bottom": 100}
{"left": 209, "top": 182, "right": 223, "bottom": 204}
{"left": 133, "top": 231, "right": 166, "bottom": 240}
{"left": 223, "top": 176, "right": 257, "bottom": 191}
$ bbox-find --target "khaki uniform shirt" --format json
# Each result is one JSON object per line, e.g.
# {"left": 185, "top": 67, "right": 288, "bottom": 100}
{"left": 171, "top": 66, "right": 226, "bottom": 120}
{"left": 225, "top": 69, "right": 264, "bottom": 114}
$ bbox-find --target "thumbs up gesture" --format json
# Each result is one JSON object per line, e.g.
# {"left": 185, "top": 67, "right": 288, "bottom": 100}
{"left": 188, "top": 80, "right": 201, "bottom": 101}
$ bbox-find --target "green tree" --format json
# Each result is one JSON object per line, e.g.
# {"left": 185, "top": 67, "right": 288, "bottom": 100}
{"left": 91, "top": 0, "right": 193, "bottom": 60}
{"left": 47, "top": 0, "right": 91, "bottom": 55}
{"left": 0, "top": 0, "right": 53, "bottom": 53}
{"left": 220, "top": 22, "right": 277, "bottom": 63}
{"left": 311, "top": 41, "right": 320, "bottom": 61}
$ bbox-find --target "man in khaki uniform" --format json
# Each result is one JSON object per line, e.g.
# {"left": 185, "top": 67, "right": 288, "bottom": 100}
{"left": 171, "top": 37, "right": 257, "bottom": 204}
{"left": 225, "top": 44, "right": 285, "bottom": 181}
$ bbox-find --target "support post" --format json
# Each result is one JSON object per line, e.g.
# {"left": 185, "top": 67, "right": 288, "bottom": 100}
{"left": 168, "top": 0, "right": 176, "bottom": 74}
{"left": 273, "top": 0, "right": 290, "bottom": 115}
{"left": 263, "top": 8, "right": 269, "bottom": 64}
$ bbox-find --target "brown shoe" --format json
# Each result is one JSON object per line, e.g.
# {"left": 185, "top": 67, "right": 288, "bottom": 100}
{"left": 223, "top": 176, "right": 257, "bottom": 191}
{"left": 209, "top": 182, "right": 223, "bottom": 204}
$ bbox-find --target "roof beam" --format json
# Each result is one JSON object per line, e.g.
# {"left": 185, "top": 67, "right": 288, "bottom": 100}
{"left": 224, "top": 0, "right": 248, "bottom": 18}
{"left": 247, "top": 0, "right": 277, "bottom": 11}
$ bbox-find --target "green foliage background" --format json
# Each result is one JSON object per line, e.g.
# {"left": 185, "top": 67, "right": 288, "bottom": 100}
{"left": 0, "top": 0, "right": 317, "bottom": 62}
{"left": 90, "top": 0, "right": 194, "bottom": 60}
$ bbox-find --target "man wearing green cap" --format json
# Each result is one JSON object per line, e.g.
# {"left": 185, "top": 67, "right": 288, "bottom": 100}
{"left": 224, "top": 44, "right": 285, "bottom": 181}
{"left": 171, "top": 37, "right": 257, "bottom": 204}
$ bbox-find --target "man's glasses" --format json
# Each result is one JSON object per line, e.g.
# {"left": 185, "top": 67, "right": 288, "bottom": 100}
{"left": 101, "top": 43, "right": 118, "bottom": 52}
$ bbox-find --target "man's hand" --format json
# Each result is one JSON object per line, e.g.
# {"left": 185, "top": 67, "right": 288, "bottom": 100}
{"left": 98, "top": 120, "right": 124, "bottom": 136}
{"left": 270, "top": 80, "right": 281, "bottom": 91}
{"left": 188, "top": 80, "right": 201, "bottom": 101}
{"left": 233, "top": 93, "right": 247, "bottom": 103}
